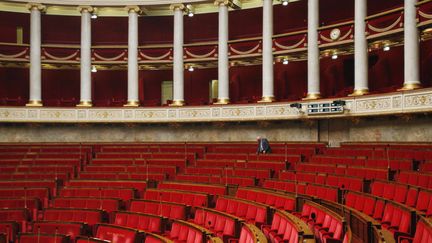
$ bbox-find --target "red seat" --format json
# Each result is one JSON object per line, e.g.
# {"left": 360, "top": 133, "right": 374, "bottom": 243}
{"left": 51, "top": 197, "right": 121, "bottom": 213}
{"left": 42, "top": 208, "right": 104, "bottom": 227}
{"left": 0, "top": 221, "right": 19, "bottom": 242}
{"left": 95, "top": 223, "right": 142, "bottom": 243}
{"left": 113, "top": 211, "right": 165, "bottom": 233}
{"left": 32, "top": 221, "right": 85, "bottom": 241}
{"left": 18, "top": 233, "right": 70, "bottom": 243}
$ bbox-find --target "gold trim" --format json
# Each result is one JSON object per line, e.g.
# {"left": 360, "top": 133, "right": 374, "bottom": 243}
{"left": 257, "top": 96, "right": 275, "bottom": 103}
{"left": 169, "top": 4, "right": 185, "bottom": 11}
{"left": 26, "top": 3, "right": 46, "bottom": 12}
{"left": 76, "top": 100, "right": 92, "bottom": 107}
{"left": 302, "top": 93, "right": 321, "bottom": 100}
{"left": 318, "top": 20, "right": 354, "bottom": 31}
{"left": 124, "top": 100, "right": 140, "bottom": 107}
{"left": 349, "top": 88, "right": 369, "bottom": 96}
{"left": 398, "top": 82, "right": 422, "bottom": 91}
{"left": 169, "top": 100, "right": 185, "bottom": 107}
{"left": 365, "top": 7, "right": 403, "bottom": 21}
{"left": 214, "top": 98, "right": 230, "bottom": 105}
{"left": 26, "top": 100, "right": 43, "bottom": 107}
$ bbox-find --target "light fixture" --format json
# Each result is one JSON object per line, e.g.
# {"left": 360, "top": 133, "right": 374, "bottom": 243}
{"left": 281, "top": 0, "right": 289, "bottom": 6}
{"left": 91, "top": 13, "right": 98, "bottom": 19}
{"left": 188, "top": 65, "right": 194, "bottom": 72}
{"left": 186, "top": 4, "right": 194, "bottom": 17}
{"left": 282, "top": 58, "right": 289, "bottom": 65}
{"left": 91, "top": 65, "right": 97, "bottom": 73}
{"left": 331, "top": 54, "right": 338, "bottom": 60}
{"left": 383, "top": 45, "right": 390, "bottom": 51}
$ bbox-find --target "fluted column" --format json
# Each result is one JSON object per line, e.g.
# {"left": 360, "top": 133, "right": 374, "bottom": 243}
{"left": 351, "top": 0, "right": 369, "bottom": 96}
{"left": 77, "top": 6, "right": 93, "bottom": 107}
{"left": 260, "top": 0, "right": 275, "bottom": 102}
{"left": 401, "top": 0, "right": 421, "bottom": 90}
{"left": 170, "top": 4, "right": 185, "bottom": 106}
{"left": 305, "top": 0, "right": 320, "bottom": 100}
{"left": 125, "top": 6, "right": 140, "bottom": 107}
{"left": 215, "top": 0, "right": 230, "bottom": 104}
{"left": 26, "top": 3, "right": 45, "bottom": 107}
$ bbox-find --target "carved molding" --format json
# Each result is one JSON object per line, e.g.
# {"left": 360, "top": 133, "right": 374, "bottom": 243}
{"left": 1, "top": 88, "right": 432, "bottom": 123}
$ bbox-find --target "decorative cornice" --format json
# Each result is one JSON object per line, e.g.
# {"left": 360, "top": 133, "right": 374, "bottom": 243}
{"left": 125, "top": 5, "right": 141, "bottom": 14}
{"left": 1, "top": 88, "right": 431, "bottom": 123}
{"left": 77, "top": 5, "right": 95, "bottom": 13}
{"left": 169, "top": 3, "right": 185, "bottom": 11}
{"left": 26, "top": 2, "right": 46, "bottom": 12}
{"left": 214, "top": 0, "right": 232, "bottom": 7}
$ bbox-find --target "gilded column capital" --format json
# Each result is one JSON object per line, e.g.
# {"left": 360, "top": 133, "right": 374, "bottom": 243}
{"left": 170, "top": 4, "right": 185, "bottom": 11}
{"left": 26, "top": 3, "right": 46, "bottom": 12}
{"left": 77, "top": 5, "right": 96, "bottom": 14}
{"left": 125, "top": 5, "right": 141, "bottom": 14}
{"left": 214, "top": 0, "right": 232, "bottom": 7}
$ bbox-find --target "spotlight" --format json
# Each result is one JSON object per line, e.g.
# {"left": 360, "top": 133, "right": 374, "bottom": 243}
{"left": 282, "top": 58, "right": 289, "bottom": 65}
{"left": 188, "top": 66, "right": 194, "bottom": 72}
{"left": 383, "top": 45, "right": 390, "bottom": 51}
{"left": 91, "top": 66, "right": 97, "bottom": 73}
{"left": 290, "top": 103, "right": 302, "bottom": 109}
{"left": 332, "top": 100, "right": 346, "bottom": 106}
{"left": 186, "top": 4, "right": 194, "bottom": 17}
{"left": 281, "top": 0, "right": 289, "bottom": 6}
{"left": 331, "top": 54, "right": 338, "bottom": 60}
{"left": 91, "top": 13, "right": 98, "bottom": 19}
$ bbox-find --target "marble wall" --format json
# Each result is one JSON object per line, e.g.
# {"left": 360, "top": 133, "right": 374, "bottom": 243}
{"left": 0, "top": 115, "right": 431, "bottom": 145}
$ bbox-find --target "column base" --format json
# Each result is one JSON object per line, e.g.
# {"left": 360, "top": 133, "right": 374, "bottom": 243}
{"left": 124, "top": 100, "right": 140, "bottom": 107}
{"left": 302, "top": 93, "right": 321, "bottom": 100}
{"left": 76, "top": 100, "right": 93, "bottom": 107}
{"left": 349, "top": 89, "right": 369, "bottom": 97}
{"left": 257, "top": 96, "right": 275, "bottom": 103}
{"left": 214, "top": 98, "right": 230, "bottom": 105}
{"left": 398, "top": 82, "right": 422, "bottom": 91}
{"left": 169, "top": 100, "right": 185, "bottom": 107}
{"left": 26, "top": 100, "right": 43, "bottom": 107}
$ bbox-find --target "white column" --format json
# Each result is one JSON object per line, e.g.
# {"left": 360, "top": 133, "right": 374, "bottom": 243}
{"left": 77, "top": 6, "right": 93, "bottom": 107}
{"left": 352, "top": 0, "right": 369, "bottom": 96}
{"left": 26, "top": 4, "right": 44, "bottom": 107}
{"left": 171, "top": 4, "right": 185, "bottom": 106}
{"left": 125, "top": 6, "right": 140, "bottom": 107}
{"left": 260, "top": 0, "right": 275, "bottom": 102}
{"left": 215, "top": 0, "right": 230, "bottom": 104}
{"left": 305, "top": 0, "right": 321, "bottom": 100}
{"left": 402, "top": 0, "right": 421, "bottom": 90}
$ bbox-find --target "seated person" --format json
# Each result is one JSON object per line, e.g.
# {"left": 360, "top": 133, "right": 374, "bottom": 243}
{"left": 256, "top": 136, "right": 271, "bottom": 154}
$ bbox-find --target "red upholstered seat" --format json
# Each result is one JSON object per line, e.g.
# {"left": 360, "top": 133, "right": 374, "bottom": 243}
{"left": 95, "top": 224, "right": 142, "bottom": 243}
{"left": 113, "top": 211, "right": 165, "bottom": 233}
{"left": 18, "top": 233, "right": 70, "bottom": 243}
{"left": 42, "top": 208, "right": 104, "bottom": 227}
{"left": 0, "top": 221, "right": 19, "bottom": 243}
{"left": 32, "top": 221, "right": 85, "bottom": 241}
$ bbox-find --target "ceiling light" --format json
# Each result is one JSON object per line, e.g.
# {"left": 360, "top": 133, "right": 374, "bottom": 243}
{"left": 282, "top": 58, "right": 289, "bottom": 65}
{"left": 186, "top": 4, "right": 194, "bottom": 17}
{"left": 282, "top": 0, "right": 289, "bottom": 6}
{"left": 91, "top": 13, "right": 98, "bottom": 19}
{"left": 383, "top": 45, "right": 390, "bottom": 51}
{"left": 331, "top": 54, "right": 338, "bottom": 60}
{"left": 91, "top": 66, "right": 97, "bottom": 73}
{"left": 188, "top": 66, "right": 194, "bottom": 72}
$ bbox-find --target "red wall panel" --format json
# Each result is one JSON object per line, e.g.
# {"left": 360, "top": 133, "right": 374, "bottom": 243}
{"left": 92, "top": 70, "right": 127, "bottom": 106}
{"left": 139, "top": 16, "right": 173, "bottom": 45}
{"left": 0, "top": 67, "right": 29, "bottom": 104}
{"left": 0, "top": 11, "right": 29, "bottom": 43}
{"left": 185, "top": 13, "right": 218, "bottom": 43}
{"left": 41, "top": 15, "right": 80, "bottom": 44}
{"left": 92, "top": 17, "right": 128, "bottom": 45}
{"left": 41, "top": 69, "right": 79, "bottom": 106}
{"left": 184, "top": 68, "right": 216, "bottom": 105}
{"left": 139, "top": 69, "right": 171, "bottom": 105}
{"left": 369, "top": 45, "right": 404, "bottom": 92}
{"left": 229, "top": 65, "right": 262, "bottom": 103}
{"left": 420, "top": 39, "right": 432, "bottom": 88}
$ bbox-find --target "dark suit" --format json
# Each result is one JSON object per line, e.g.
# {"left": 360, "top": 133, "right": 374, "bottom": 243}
{"left": 257, "top": 138, "right": 271, "bottom": 154}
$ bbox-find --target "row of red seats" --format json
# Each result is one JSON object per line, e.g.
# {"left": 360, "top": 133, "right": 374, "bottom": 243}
{"left": 100, "top": 145, "right": 206, "bottom": 158}
{"left": 157, "top": 182, "right": 227, "bottom": 196}
{"left": 0, "top": 158, "right": 82, "bottom": 167}
{"left": 235, "top": 188, "right": 296, "bottom": 212}
{"left": 186, "top": 161, "right": 288, "bottom": 175}
{"left": 95, "top": 152, "right": 196, "bottom": 163}
{"left": 143, "top": 189, "right": 210, "bottom": 207}
{"left": 262, "top": 210, "right": 313, "bottom": 243}
{"left": 0, "top": 165, "right": 76, "bottom": 175}
{"left": 78, "top": 172, "right": 167, "bottom": 181}
{"left": 344, "top": 191, "right": 414, "bottom": 237}
{"left": 0, "top": 180, "right": 58, "bottom": 197}
{"left": 279, "top": 171, "right": 364, "bottom": 192}
{"left": 289, "top": 165, "right": 388, "bottom": 181}
{"left": 263, "top": 180, "right": 339, "bottom": 202}
{"left": 129, "top": 199, "right": 188, "bottom": 220}
{"left": 175, "top": 174, "right": 256, "bottom": 187}
{"left": 0, "top": 172, "right": 70, "bottom": 181}
{"left": 84, "top": 164, "right": 177, "bottom": 178}
{"left": 396, "top": 170, "right": 432, "bottom": 189}
{"left": 192, "top": 207, "right": 241, "bottom": 241}
{"left": 234, "top": 223, "right": 267, "bottom": 243}
{"left": 297, "top": 202, "right": 345, "bottom": 243}
{"left": 165, "top": 220, "right": 211, "bottom": 243}
{"left": 65, "top": 180, "right": 147, "bottom": 196}
{"left": 308, "top": 155, "right": 413, "bottom": 170}
{"left": 0, "top": 153, "right": 84, "bottom": 160}
{"left": 214, "top": 197, "right": 268, "bottom": 226}
{"left": 0, "top": 187, "right": 50, "bottom": 207}
{"left": 204, "top": 153, "right": 301, "bottom": 163}
{"left": 60, "top": 187, "right": 137, "bottom": 201}
{"left": 339, "top": 143, "right": 432, "bottom": 161}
